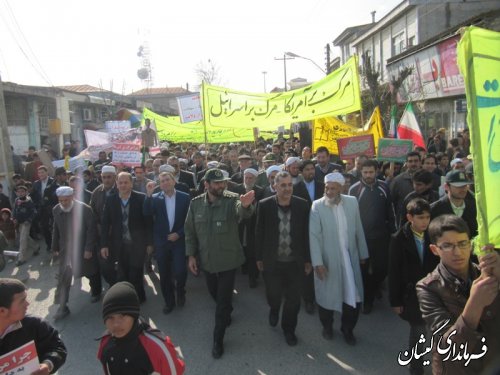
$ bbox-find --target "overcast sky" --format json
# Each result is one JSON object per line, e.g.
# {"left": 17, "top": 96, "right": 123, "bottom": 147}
{"left": 0, "top": 0, "right": 402, "bottom": 94}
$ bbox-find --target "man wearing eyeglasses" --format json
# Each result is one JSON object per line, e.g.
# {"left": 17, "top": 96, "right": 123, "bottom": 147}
{"left": 416, "top": 215, "right": 499, "bottom": 375}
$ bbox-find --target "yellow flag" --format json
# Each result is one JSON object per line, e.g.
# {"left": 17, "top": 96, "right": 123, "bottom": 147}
{"left": 312, "top": 106, "right": 384, "bottom": 155}
{"left": 457, "top": 26, "right": 500, "bottom": 251}
{"left": 202, "top": 56, "right": 361, "bottom": 130}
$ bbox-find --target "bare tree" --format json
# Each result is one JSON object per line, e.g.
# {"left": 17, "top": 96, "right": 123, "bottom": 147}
{"left": 195, "top": 59, "right": 223, "bottom": 89}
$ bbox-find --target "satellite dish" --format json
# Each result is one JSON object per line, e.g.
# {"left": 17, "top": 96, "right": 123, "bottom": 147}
{"left": 137, "top": 68, "right": 149, "bottom": 80}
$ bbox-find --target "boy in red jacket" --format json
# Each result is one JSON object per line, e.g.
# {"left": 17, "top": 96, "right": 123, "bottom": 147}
{"left": 97, "top": 282, "right": 185, "bottom": 375}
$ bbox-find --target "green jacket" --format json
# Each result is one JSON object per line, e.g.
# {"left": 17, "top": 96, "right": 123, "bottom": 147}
{"left": 185, "top": 190, "right": 254, "bottom": 273}
{"left": 255, "top": 171, "right": 269, "bottom": 188}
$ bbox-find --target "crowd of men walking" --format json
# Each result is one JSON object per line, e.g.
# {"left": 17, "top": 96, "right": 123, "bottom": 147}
{"left": 0, "top": 131, "right": 499, "bottom": 374}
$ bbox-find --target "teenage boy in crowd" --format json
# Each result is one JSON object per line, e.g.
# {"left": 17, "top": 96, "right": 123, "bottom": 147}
{"left": 388, "top": 198, "right": 439, "bottom": 375}
{"left": 0, "top": 278, "right": 67, "bottom": 374}
{"left": 98, "top": 281, "right": 185, "bottom": 374}
{"left": 416, "top": 215, "right": 499, "bottom": 375}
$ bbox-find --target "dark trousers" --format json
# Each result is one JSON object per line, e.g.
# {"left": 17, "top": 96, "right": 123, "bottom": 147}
{"left": 318, "top": 303, "right": 361, "bottom": 333}
{"left": 362, "top": 236, "right": 390, "bottom": 305}
{"left": 263, "top": 261, "right": 301, "bottom": 333}
{"left": 155, "top": 244, "right": 187, "bottom": 307}
{"left": 408, "top": 322, "right": 426, "bottom": 374}
{"left": 242, "top": 245, "right": 259, "bottom": 281}
{"left": 117, "top": 243, "right": 145, "bottom": 301}
{"left": 99, "top": 256, "right": 117, "bottom": 287}
{"left": 204, "top": 268, "right": 236, "bottom": 343}
{"left": 55, "top": 265, "right": 102, "bottom": 306}
{"left": 301, "top": 271, "right": 315, "bottom": 304}
{"left": 40, "top": 213, "right": 52, "bottom": 250}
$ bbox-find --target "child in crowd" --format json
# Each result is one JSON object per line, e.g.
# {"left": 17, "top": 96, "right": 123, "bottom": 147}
{"left": 416, "top": 215, "right": 499, "bottom": 375}
{"left": 0, "top": 208, "right": 16, "bottom": 250}
{"left": 388, "top": 198, "right": 440, "bottom": 375}
{"left": 11, "top": 185, "right": 37, "bottom": 266}
{"left": 97, "top": 282, "right": 185, "bottom": 375}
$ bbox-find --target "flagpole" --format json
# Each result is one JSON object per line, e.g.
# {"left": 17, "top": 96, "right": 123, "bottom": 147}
{"left": 201, "top": 81, "right": 208, "bottom": 148}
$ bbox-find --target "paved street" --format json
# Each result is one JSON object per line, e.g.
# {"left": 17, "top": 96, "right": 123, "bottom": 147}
{"left": 4, "top": 244, "right": 420, "bottom": 375}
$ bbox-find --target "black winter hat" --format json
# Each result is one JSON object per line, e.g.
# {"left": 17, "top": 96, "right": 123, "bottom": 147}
{"left": 102, "top": 282, "right": 140, "bottom": 321}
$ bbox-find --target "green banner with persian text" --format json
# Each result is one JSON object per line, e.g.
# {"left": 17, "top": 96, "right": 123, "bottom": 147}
{"left": 457, "top": 26, "right": 500, "bottom": 250}
{"left": 202, "top": 56, "right": 361, "bottom": 130}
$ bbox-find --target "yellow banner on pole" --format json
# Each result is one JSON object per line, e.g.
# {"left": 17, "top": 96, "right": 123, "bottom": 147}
{"left": 143, "top": 108, "right": 273, "bottom": 143}
{"left": 312, "top": 106, "right": 385, "bottom": 155}
{"left": 202, "top": 56, "right": 361, "bottom": 130}
{"left": 457, "top": 26, "right": 500, "bottom": 250}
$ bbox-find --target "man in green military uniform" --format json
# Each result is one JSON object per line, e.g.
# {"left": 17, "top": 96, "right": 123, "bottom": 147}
{"left": 255, "top": 152, "right": 278, "bottom": 188}
{"left": 185, "top": 168, "right": 255, "bottom": 359}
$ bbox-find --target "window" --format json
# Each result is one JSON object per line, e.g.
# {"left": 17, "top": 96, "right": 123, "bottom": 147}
{"left": 392, "top": 31, "right": 405, "bottom": 56}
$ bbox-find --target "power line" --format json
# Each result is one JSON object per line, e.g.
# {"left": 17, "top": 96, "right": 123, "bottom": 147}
{"left": 0, "top": 0, "right": 53, "bottom": 86}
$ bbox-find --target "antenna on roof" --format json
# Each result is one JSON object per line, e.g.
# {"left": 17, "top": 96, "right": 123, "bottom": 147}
{"left": 371, "top": 11, "right": 376, "bottom": 23}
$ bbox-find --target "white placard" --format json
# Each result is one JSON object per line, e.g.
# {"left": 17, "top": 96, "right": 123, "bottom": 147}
{"left": 105, "top": 120, "right": 131, "bottom": 134}
{"left": 176, "top": 94, "right": 203, "bottom": 123}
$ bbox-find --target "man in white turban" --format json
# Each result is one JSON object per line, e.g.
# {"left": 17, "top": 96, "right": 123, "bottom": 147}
{"left": 309, "top": 172, "right": 369, "bottom": 345}
{"left": 52, "top": 186, "right": 99, "bottom": 320}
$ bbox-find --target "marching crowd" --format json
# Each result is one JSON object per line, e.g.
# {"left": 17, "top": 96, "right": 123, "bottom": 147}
{"left": 0, "top": 129, "right": 499, "bottom": 375}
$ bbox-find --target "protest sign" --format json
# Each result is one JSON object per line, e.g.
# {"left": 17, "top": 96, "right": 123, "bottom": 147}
{"left": 457, "top": 26, "right": 500, "bottom": 250}
{"left": 52, "top": 155, "right": 87, "bottom": 172}
{"left": 377, "top": 138, "right": 413, "bottom": 162}
{"left": 105, "top": 121, "right": 131, "bottom": 134}
{"left": 336, "top": 134, "right": 375, "bottom": 160}
{"left": 0, "top": 340, "right": 39, "bottom": 375}
{"left": 112, "top": 143, "right": 142, "bottom": 166}
{"left": 177, "top": 93, "right": 203, "bottom": 123}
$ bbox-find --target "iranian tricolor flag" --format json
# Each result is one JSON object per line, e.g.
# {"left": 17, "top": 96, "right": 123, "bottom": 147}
{"left": 397, "top": 103, "right": 426, "bottom": 149}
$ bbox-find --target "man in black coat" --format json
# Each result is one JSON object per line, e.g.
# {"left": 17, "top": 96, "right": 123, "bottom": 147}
{"left": 430, "top": 170, "right": 477, "bottom": 237}
{"left": 292, "top": 159, "right": 324, "bottom": 314}
{"left": 230, "top": 168, "right": 263, "bottom": 288}
{"left": 100, "top": 172, "right": 153, "bottom": 302}
{"left": 255, "top": 171, "right": 312, "bottom": 346}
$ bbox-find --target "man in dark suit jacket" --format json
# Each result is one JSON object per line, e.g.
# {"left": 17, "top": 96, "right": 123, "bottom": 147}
{"left": 430, "top": 170, "right": 477, "bottom": 237}
{"left": 255, "top": 171, "right": 312, "bottom": 347}
{"left": 143, "top": 172, "right": 190, "bottom": 313}
{"left": 229, "top": 168, "right": 263, "bottom": 288}
{"left": 100, "top": 172, "right": 153, "bottom": 302}
{"left": 292, "top": 160, "right": 324, "bottom": 314}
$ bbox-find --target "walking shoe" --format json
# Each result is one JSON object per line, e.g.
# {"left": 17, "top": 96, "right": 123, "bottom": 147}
{"left": 212, "top": 341, "right": 224, "bottom": 359}
{"left": 54, "top": 306, "right": 70, "bottom": 321}
{"left": 322, "top": 327, "right": 334, "bottom": 340}
{"left": 341, "top": 328, "right": 357, "bottom": 346}
{"left": 177, "top": 294, "right": 186, "bottom": 307}
{"left": 162, "top": 305, "right": 175, "bottom": 314}
{"left": 362, "top": 303, "right": 373, "bottom": 314}
{"left": 305, "top": 301, "right": 315, "bottom": 314}
{"left": 269, "top": 310, "right": 279, "bottom": 327}
{"left": 284, "top": 332, "right": 298, "bottom": 346}
{"left": 15, "top": 260, "right": 26, "bottom": 267}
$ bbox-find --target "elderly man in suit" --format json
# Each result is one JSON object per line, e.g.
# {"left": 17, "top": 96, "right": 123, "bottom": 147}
{"left": 143, "top": 172, "right": 190, "bottom": 314}
{"left": 255, "top": 171, "right": 312, "bottom": 346}
{"left": 100, "top": 172, "right": 153, "bottom": 302}
{"left": 309, "top": 172, "right": 369, "bottom": 345}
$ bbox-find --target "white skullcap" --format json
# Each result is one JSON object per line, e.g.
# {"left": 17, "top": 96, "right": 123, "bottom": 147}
{"left": 285, "top": 157, "right": 300, "bottom": 167}
{"left": 101, "top": 165, "right": 116, "bottom": 174}
{"left": 159, "top": 164, "right": 175, "bottom": 173}
{"left": 56, "top": 186, "right": 74, "bottom": 197}
{"left": 207, "top": 161, "right": 219, "bottom": 169}
{"left": 221, "top": 170, "right": 229, "bottom": 178}
{"left": 324, "top": 172, "right": 345, "bottom": 186}
{"left": 179, "top": 158, "right": 188, "bottom": 164}
{"left": 450, "top": 158, "right": 463, "bottom": 167}
{"left": 243, "top": 168, "right": 258, "bottom": 177}
{"left": 266, "top": 165, "right": 282, "bottom": 177}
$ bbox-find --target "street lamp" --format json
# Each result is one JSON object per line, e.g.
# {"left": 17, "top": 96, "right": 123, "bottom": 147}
{"left": 285, "top": 52, "right": 326, "bottom": 74}
{"left": 274, "top": 54, "right": 295, "bottom": 91}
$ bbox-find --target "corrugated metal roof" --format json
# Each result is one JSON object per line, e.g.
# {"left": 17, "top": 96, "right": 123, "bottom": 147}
{"left": 128, "top": 87, "right": 189, "bottom": 96}
{"left": 57, "top": 84, "right": 107, "bottom": 93}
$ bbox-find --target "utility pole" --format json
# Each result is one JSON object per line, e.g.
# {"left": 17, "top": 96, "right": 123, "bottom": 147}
{"left": 0, "top": 75, "right": 14, "bottom": 195}
{"left": 274, "top": 54, "right": 294, "bottom": 91}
